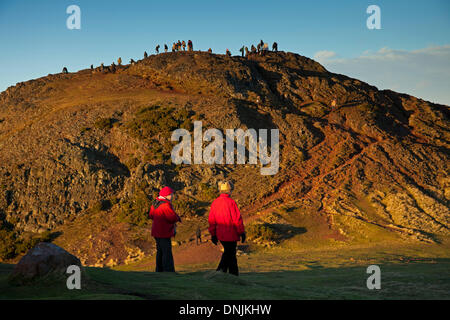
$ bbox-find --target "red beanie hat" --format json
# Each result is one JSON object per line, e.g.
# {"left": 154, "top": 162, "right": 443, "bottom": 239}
{"left": 159, "top": 186, "right": 174, "bottom": 197}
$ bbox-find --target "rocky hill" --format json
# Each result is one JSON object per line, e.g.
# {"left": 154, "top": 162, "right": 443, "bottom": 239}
{"left": 0, "top": 50, "right": 449, "bottom": 264}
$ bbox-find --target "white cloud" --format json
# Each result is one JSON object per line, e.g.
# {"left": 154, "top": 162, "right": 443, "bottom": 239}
{"left": 313, "top": 45, "right": 450, "bottom": 105}
{"left": 313, "top": 50, "right": 337, "bottom": 61}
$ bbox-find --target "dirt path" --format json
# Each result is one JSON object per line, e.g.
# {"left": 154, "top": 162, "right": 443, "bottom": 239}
{"left": 173, "top": 240, "right": 222, "bottom": 266}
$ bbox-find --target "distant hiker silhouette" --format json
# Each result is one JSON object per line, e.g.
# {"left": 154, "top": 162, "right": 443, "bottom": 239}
{"left": 145, "top": 50, "right": 149, "bottom": 58}
{"left": 149, "top": 186, "right": 181, "bottom": 272}
{"left": 100, "top": 63, "right": 110, "bottom": 72}
{"left": 187, "top": 40, "right": 193, "bottom": 51}
{"left": 111, "top": 62, "right": 116, "bottom": 73}
{"left": 196, "top": 227, "right": 202, "bottom": 245}
{"left": 226, "top": 49, "right": 231, "bottom": 57}
{"left": 208, "top": 181, "right": 245, "bottom": 276}
{"left": 272, "top": 42, "right": 278, "bottom": 52}
{"left": 154, "top": 46, "right": 159, "bottom": 54}
{"left": 117, "top": 57, "right": 122, "bottom": 66}
{"left": 62, "top": 67, "right": 68, "bottom": 74}
{"left": 208, "top": 48, "right": 212, "bottom": 53}
{"left": 239, "top": 46, "right": 245, "bottom": 57}
{"left": 164, "top": 44, "right": 168, "bottom": 53}
{"left": 256, "top": 39, "right": 266, "bottom": 55}
{"left": 182, "top": 40, "right": 186, "bottom": 51}
{"left": 262, "top": 43, "right": 269, "bottom": 56}
{"left": 244, "top": 46, "right": 249, "bottom": 57}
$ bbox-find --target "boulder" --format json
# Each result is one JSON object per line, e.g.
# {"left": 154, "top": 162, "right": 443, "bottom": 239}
{"left": 9, "top": 242, "right": 81, "bottom": 284}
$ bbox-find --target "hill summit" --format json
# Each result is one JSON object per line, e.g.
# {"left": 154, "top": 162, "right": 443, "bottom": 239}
{"left": 0, "top": 50, "right": 448, "bottom": 264}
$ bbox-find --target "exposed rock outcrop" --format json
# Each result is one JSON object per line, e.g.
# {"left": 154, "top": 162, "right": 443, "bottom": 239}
{"left": 9, "top": 242, "right": 81, "bottom": 284}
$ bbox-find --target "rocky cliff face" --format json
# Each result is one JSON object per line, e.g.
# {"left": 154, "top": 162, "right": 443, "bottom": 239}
{"left": 0, "top": 51, "right": 448, "bottom": 260}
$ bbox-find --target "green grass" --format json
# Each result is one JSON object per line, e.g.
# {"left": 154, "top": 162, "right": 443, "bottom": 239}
{"left": 2, "top": 204, "right": 448, "bottom": 300}
{"left": 1, "top": 260, "right": 449, "bottom": 300}
{"left": 1, "top": 241, "right": 449, "bottom": 300}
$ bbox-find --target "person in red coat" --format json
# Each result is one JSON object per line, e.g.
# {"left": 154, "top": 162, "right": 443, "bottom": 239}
{"left": 208, "top": 181, "right": 245, "bottom": 276}
{"left": 149, "top": 186, "right": 181, "bottom": 272}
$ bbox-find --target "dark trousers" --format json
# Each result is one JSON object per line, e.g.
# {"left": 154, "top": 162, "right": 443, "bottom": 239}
{"left": 217, "top": 241, "right": 239, "bottom": 276}
{"left": 155, "top": 238, "right": 175, "bottom": 272}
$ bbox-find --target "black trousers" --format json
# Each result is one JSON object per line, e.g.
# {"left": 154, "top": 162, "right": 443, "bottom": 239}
{"left": 217, "top": 241, "right": 239, "bottom": 276}
{"left": 155, "top": 238, "right": 175, "bottom": 272}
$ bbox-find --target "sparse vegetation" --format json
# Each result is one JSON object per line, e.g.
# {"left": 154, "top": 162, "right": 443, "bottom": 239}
{"left": 117, "top": 191, "right": 150, "bottom": 227}
{"left": 0, "top": 222, "right": 54, "bottom": 261}
{"left": 125, "top": 105, "right": 193, "bottom": 162}
{"left": 199, "top": 183, "right": 218, "bottom": 201}
{"left": 89, "top": 199, "right": 112, "bottom": 214}
{"left": 124, "top": 157, "right": 140, "bottom": 170}
{"left": 79, "top": 126, "right": 91, "bottom": 134}
{"left": 13, "top": 231, "right": 54, "bottom": 255}
{"left": 0, "top": 229, "right": 17, "bottom": 260}
{"left": 173, "top": 198, "right": 206, "bottom": 217}
{"left": 94, "top": 117, "right": 116, "bottom": 130}
{"left": 126, "top": 105, "right": 192, "bottom": 139}
{"left": 246, "top": 223, "right": 278, "bottom": 242}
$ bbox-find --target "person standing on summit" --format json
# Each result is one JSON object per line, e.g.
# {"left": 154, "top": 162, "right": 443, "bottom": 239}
{"left": 208, "top": 181, "right": 245, "bottom": 276}
{"left": 272, "top": 42, "right": 278, "bottom": 52}
{"left": 239, "top": 45, "right": 245, "bottom": 57}
{"left": 149, "top": 186, "right": 181, "bottom": 272}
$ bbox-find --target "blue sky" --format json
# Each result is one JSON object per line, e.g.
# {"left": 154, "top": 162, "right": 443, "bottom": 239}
{"left": 1, "top": 0, "right": 449, "bottom": 104}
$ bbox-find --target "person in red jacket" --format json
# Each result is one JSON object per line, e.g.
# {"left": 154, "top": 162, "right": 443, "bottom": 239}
{"left": 149, "top": 186, "right": 181, "bottom": 272}
{"left": 208, "top": 181, "right": 245, "bottom": 276}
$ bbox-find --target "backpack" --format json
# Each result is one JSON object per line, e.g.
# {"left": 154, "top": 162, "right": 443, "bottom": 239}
{"left": 152, "top": 199, "right": 165, "bottom": 210}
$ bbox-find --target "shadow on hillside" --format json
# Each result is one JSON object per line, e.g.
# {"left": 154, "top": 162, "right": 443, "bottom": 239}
{"left": 42, "top": 231, "right": 63, "bottom": 242}
{"left": 252, "top": 223, "right": 306, "bottom": 242}
{"left": 271, "top": 223, "right": 307, "bottom": 240}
